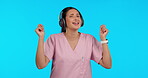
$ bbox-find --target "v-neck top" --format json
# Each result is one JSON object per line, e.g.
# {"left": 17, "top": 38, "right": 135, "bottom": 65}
{"left": 62, "top": 32, "right": 82, "bottom": 52}
{"left": 44, "top": 32, "right": 103, "bottom": 78}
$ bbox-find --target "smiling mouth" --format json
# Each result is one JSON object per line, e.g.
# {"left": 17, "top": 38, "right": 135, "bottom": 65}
{"left": 72, "top": 22, "right": 79, "bottom": 25}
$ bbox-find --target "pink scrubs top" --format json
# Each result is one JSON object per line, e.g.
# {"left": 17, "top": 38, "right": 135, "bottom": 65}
{"left": 44, "top": 32, "right": 103, "bottom": 78}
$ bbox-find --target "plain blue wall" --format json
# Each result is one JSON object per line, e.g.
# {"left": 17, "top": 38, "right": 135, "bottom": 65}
{"left": 0, "top": 0, "right": 148, "bottom": 78}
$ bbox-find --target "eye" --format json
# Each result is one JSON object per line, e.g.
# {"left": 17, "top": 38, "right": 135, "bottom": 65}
{"left": 77, "top": 16, "right": 80, "bottom": 17}
{"left": 69, "top": 16, "right": 73, "bottom": 17}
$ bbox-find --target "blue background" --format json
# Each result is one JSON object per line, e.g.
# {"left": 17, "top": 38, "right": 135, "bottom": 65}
{"left": 0, "top": 0, "right": 148, "bottom": 78}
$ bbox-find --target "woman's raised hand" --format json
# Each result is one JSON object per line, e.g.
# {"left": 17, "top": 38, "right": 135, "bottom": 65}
{"left": 100, "top": 25, "right": 109, "bottom": 41}
{"left": 35, "top": 24, "right": 45, "bottom": 38}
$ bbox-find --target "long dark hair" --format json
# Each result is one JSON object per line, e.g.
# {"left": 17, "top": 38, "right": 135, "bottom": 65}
{"left": 59, "top": 7, "right": 84, "bottom": 32}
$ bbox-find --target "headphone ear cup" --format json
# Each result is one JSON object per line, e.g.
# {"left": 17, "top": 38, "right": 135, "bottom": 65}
{"left": 59, "top": 18, "right": 65, "bottom": 27}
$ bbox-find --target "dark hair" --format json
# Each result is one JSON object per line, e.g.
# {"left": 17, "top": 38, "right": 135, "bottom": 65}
{"left": 59, "top": 7, "right": 84, "bottom": 32}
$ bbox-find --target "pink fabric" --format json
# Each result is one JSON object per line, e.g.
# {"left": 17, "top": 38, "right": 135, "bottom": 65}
{"left": 44, "top": 32, "right": 103, "bottom": 78}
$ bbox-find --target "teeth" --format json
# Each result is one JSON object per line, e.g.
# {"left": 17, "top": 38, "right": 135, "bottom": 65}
{"left": 72, "top": 22, "right": 79, "bottom": 25}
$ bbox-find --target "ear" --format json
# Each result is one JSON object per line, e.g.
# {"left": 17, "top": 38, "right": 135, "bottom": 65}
{"left": 81, "top": 18, "right": 84, "bottom": 27}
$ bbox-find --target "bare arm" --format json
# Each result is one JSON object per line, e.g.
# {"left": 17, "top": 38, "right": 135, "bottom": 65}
{"left": 35, "top": 24, "right": 50, "bottom": 69}
{"left": 99, "top": 43, "right": 112, "bottom": 69}
{"left": 98, "top": 25, "right": 112, "bottom": 69}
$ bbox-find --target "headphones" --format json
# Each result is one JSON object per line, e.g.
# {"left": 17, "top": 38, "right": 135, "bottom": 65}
{"left": 59, "top": 11, "right": 66, "bottom": 27}
{"left": 59, "top": 8, "right": 84, "bottom": 28}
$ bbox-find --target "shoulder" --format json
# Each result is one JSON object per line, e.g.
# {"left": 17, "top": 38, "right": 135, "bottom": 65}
{"left": 82, "top": 33, "right": 95, "bottom": 39}
{"left": 46, "top": 32, "right": 64, "bottom": 40}
{"left": 50, "top": 33, "right": 63, "bottom": 37}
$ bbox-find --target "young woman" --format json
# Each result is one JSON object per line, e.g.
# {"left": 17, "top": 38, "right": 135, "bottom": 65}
{"left": 35, "top": 7, "right": 112, "bottom": 78}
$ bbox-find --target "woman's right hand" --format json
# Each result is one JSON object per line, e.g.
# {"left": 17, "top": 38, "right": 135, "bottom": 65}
{"left": 35, "top": 24, "right": 45, "bottom": 38}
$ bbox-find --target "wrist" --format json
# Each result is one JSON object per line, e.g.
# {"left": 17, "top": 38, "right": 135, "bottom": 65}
{"left": 100, "top": 37, "right": 106, "bottom": 41}
{"left": 39, "top": 36, "right": 44, "bottom": 39}
{"left": 100, "top": 39, "right": 108, "bottom": 44}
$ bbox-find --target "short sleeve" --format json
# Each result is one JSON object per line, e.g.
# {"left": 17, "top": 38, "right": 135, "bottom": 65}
{"left": 91, "top": 36, "right": 103, "bottom": 63}
{"left": 44, "top": 35, "right": 55, "bottom": 61}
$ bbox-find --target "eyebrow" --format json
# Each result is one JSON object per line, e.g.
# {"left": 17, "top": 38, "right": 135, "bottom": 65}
{"left": 68, "top": 13, "right": 80, "bottom": 16}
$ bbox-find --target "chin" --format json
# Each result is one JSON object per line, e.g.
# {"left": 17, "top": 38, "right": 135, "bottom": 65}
{"left": 67, "top": 24, "right": 81, "bottom": 30}
{"left": 73, "top": 25, "right": 81, "bottom": 30}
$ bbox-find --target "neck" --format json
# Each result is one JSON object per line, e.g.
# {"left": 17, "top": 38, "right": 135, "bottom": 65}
{"left": 64, "top": 28, "right": 80, "bottom": 39}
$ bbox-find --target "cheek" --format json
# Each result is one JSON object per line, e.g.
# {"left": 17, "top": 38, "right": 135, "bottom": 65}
{"left": 80, "top": 19, "right": 82, "bottom": 23}
{"left": 66, "top": 18, "right": 72, "bottom": 25}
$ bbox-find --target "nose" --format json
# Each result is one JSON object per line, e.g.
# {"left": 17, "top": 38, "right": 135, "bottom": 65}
{"left": 74, "top": 18, "right": 77, "bottom": 21}
{"left": 74, "top": 16, "right": 78, "bottom": 21}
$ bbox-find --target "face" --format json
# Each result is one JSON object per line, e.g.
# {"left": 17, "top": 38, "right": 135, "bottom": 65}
{"left": 65, "top": 9, "right": 82, "bottom": 31}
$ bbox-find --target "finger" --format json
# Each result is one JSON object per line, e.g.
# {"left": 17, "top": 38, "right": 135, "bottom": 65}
{"left": 38, "top": 24, "right": 42, "bottom": 26}
{"left": 104, "top": 30, "right": 108, "bottom": 35}
{"left": 100, "top": 27, "right": 106, "bottom": 32}
{"left": 38, "top": 24, "right": 41, "bottom": 27}
{"left": 105, "top": 29, "right": 109, "bottom": 34}
{"left": 35, "top": 27, "right": 38, "bottom": 32}
{"left": 38, "top": 26, "right": 44, "bottom": 29}
{"left": 104, "top": 28, "right": 109, "bottom": 32}
{"left": 100, "top": 29, "right": 102, "bottom": 33}
{"left": 101, "top": 28, "right": 107, "bottom": 34}
{"left": 36, "top": 27, "right": 42, "bottom": 32}
{"left": 106, "top": 29, "right": 109, "bottom": 32}
{"left": 100, "top": 25, "right": 106, "bottom": 32}
{"left": 38, "top": 24, "right": 44, "bottom": 28}
{"left": 100, "top": 25, "right": 106, "bottom": 29}
{"left": 100, "top": 29, "right": 104, "bottom": 34}
{"left": 35, "top": 28, "right": 40, "bottom": 33}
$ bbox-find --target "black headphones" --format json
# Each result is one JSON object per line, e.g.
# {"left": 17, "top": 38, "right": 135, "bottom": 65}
{"left": 59, "top": 11, "right": 66, "bottom": 27}
{"left": 59, "top": 7, "right": 84, "bottom": 28}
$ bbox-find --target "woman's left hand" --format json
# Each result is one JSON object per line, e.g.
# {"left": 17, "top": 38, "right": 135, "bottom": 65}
{"left": 100, "top": 25, "right": 109, "bottom": 41}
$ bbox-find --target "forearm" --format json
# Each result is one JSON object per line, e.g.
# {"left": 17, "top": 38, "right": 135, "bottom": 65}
{"left": 101, "top": 43, "right": 112, "bottom": 68}
{"left": 36, "top": 37, "right": 46, "bottom": 68}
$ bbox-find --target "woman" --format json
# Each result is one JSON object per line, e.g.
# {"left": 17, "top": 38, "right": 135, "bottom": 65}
{"left": 35, "top": 7, "right": 112, "bottom": 78}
